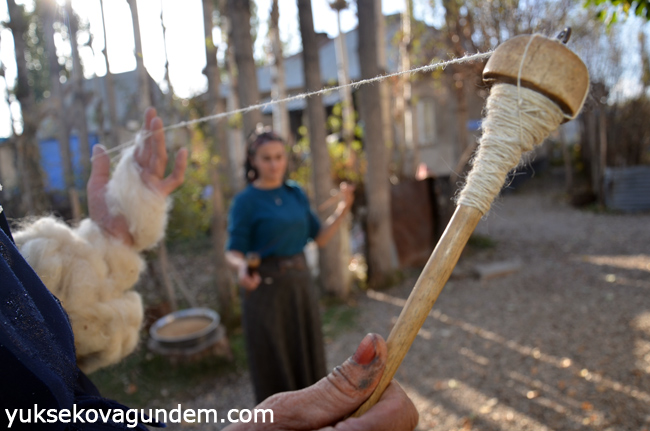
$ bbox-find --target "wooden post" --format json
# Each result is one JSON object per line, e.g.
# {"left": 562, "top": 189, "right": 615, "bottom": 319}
{"left": 158, "top": 242, "right": 178, "bottom": 311}
{"left": 598, "top": 108, "right": 607, "bottom": 207}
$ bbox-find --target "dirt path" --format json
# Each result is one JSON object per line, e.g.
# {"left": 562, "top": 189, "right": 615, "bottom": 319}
{"left": 168, "top": 187, "right": 650, "bottom": 430}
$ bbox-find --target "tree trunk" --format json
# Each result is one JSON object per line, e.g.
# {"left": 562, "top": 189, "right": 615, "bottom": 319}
{"left": 158, "top": 242, "right": 177, "bottom": 311}
{"left": 160, "top": 6, "right": 174, "bottom": 107}
{"left": 269, "top": 0, "right": 291, "bottom": 144}
{"left": 7, "top": 0, "right": 48, "bottom": 215}
{"left": 226, "top": 0, "right": 262, "bottom": 137}
{"left": 220, "top": 13, "right": 246, "bottom": 194}
{"left": 598, "top": 108, "right": 607, "bottom": 207}
{"left": 93, "top": 92, "right": 106, "bottom": 149}
{"left": 375, "top": 0, "right": 393, "bottom": 174}
{"left": 225, "top": 47, "right": 246, "bottom": 193}
{"left": 66, "top": 0, "right": 91, "bottom": 184}
{"left": 210, "top": 165, "right": 236, "bottom": 324}
{"left": 357, "top": 0, "right": 397, "bottom": 287}
{"left": 443, "top": 0, "right": 472, "bottom": 181}
{"left": 453, "top": 80, "right": 469, "bottom": 156}
{"left": 297, "top": 0, "right": 347, "bottom": 299}
{"left": 203, "top": 0, "right": 236, "bottom": 324}
{"left": 99, "top": 0, "right": 120, "bottom": 149}
{"left": 42, "top": 0, "right": 73, "bottom": 191}
{"left": 559, "top": 127, "right": 573, "bottom": 195}
{"left": 159, "top": 3, "right": 186, "bottom": 152}
{"left": 127, "top": 0, "right": 151, "bottom": 114}
{"left": 331, "top": 3, "right": 354, "bottom": 293}
{"left": 641, "top": 31, "right": 650, "bottom": 90}
{"left": 203, "top": 0, "right": 229, "bottom": 163}
{"left": 586, "top": 110, "right": 599, "bottom": 198}
{"left": 399, "top": 0, "right": 418, "bottom": 177}
{"left": 333, "top": 8, "right": 354, "bottom": 148}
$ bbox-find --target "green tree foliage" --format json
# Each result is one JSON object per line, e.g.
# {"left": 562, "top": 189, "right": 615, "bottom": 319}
{"left": 9, "top": 2, "right": 85, "bottom": 103}
{"left": 584, "top": 0, "right": 650, "bottom": 24}
{"left": 326, "top": 102, "right": 365, "bottom": 183}
{"left": 19, "top": 3, "right": 50, "bottom": 102}
{"left": 287, "top": 103, "right": 366, "bottom": 189}
{"left": 287, "top": 124, "right": 312, "bottom": 187}
{"left": 166, "top": 129, "right": 213, "bottom": 242}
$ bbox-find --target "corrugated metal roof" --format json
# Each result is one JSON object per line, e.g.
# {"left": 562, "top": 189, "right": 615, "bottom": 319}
{"left": 604, "top": 166, "right": 650, "bottom": 213}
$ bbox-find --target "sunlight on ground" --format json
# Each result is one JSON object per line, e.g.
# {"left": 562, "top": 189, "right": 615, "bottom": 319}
{"left": 601, "top": 275, "right": 650, "bottom": 289}
{"left": 458, "top": 347, "right": 490, "bottom": 366}
{"left": 366, "top": 289, "right": 650, "bottom": 429}
{"left": 632, "top": 312, "right": 650, "bottom": 374}
{"left": 507, "top": 370, "right": 605, "bottom": 427}
{"left": 442, "top": 380, "right": 552, "bottom": 430}
{"left": 403, "top": 372, "right": 552, "bottom": 430}
{"left": 579, "top": 254, "right": 650, "bottom": 272}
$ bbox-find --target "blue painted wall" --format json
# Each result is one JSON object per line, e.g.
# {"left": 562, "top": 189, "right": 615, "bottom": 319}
{"left": 39, "top": 134, "right": 100, "bottom": 191}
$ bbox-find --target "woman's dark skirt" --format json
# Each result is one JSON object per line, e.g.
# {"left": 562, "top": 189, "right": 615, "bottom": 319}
{"left": 241, "top": 253, "right": 327, "bottom": 403}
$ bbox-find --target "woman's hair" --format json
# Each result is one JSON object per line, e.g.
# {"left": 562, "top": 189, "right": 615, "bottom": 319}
{"left": 245, "top": 126, "right": 285, "bottom": 183}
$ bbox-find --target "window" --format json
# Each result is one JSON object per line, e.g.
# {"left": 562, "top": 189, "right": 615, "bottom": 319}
{"left": 417, "top": 98, "right": 436, "bottom": 145}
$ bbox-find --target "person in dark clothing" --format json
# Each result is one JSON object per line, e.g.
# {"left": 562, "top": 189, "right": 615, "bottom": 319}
{"left": 225, "top": 129, "right": 354, "bottom": 403}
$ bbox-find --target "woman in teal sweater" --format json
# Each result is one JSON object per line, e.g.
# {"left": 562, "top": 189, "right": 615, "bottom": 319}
{"left": 226, "top": 130, "right": 353, "bottom": 403}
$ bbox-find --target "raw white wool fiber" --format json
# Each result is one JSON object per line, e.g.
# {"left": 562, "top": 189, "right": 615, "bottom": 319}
{"left": 457, "top": 83, "right": 564, "bottom": 215}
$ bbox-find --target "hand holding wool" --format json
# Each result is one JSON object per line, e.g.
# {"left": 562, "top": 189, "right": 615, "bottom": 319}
{"left": 15, "top": 108, "right": 187, "bottom": 374}
{"left": 88, "top": 107, "right": 187, "bottom": 250}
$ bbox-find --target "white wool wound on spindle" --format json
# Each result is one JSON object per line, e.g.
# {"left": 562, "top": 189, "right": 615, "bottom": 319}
{"left": 457, "top": 83, "right": 564, "bottom": 215}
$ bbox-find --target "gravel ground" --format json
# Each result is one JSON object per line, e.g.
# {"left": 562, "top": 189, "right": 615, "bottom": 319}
{"left": 164, "top": 181, "right": 650, "bottom": 431}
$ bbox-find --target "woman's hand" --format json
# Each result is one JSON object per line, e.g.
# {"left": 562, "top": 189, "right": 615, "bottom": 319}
{"left": 225, "top": 333, "right": 418, "bottom": 431}
{"left": 339, "top": 182, "right": 355, "bottom": 210}
{"left": 314, "top": 182, "right": 356, "bottom": 248}
{"left": 238, "top": 262, "right": 262, "bottom": 292}
{"left": 226, "top": 250, "right": 262, "bottom": 291}
{"left": 87, "top": 107, "right": 187, "bottom": 246}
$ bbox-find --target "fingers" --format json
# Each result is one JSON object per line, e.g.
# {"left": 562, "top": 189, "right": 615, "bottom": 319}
{"left": 239, "top": 271, "right": 261, "bottom": 291}
{"left": 251, "top": 272, "right": 261, "bottom": 289}
{"left": 136, "top": 108, "right": 157, "bottom": 166}
{"left": 149, "top": 116, "right": 168, "bottom": 178}
{"left": 339, "top": 182, "right": 355, "bottom": 204}
{"left": 324, "top": 382, "right": 419, "bottom": 431}
{"left": 160, "top": 148, "right": 188, "bottom": 195}
{"left": 133, "top": 108, "right": 186, "bottom": 196}
{"left": 87, "top": 144, "right": 135, "bottom": 247}
{"left": 87, "top": 145, "right": 110, "bottom": 231}
{"left": 261, "top": 333, "right": 387, "bottom": 430}
{"left": 345, "top": 188, "right": 355, "bottom": 203}
{"left": 87, "top": 144, "right": 110, "bottom": 192}
{"left": 339, "top": 182, "right": 355, "bottom": 191}
{"left": 144, "top": 107, "right": 157, "bottom": 129}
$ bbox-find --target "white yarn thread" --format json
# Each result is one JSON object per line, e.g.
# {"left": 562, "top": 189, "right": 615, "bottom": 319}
{"left": 457, "top": 83, "right": 564, "bottom": 215}
{"left": 99, "top": 51, "right": 493, "bottom": 160}
{"left": 516, "top": 34, "right": 539, "bottom": 146}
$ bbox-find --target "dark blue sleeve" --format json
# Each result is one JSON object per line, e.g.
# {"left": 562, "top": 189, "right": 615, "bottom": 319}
{"left": 0, "top": 211, "right": 160, "bottom": 430}
{"left": 0, "top": 217, "right": 78, "bottom": 423}
{"left": 307, "top": 208, "right": 321, "bottom": 241}
{"left": 226, "top": 192, "right": 253, "bottom": 253}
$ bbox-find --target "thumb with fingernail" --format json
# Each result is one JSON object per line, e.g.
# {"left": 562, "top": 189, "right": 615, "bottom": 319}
{"left": 226, "top": 334, "right": 417, "bottom": 431}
